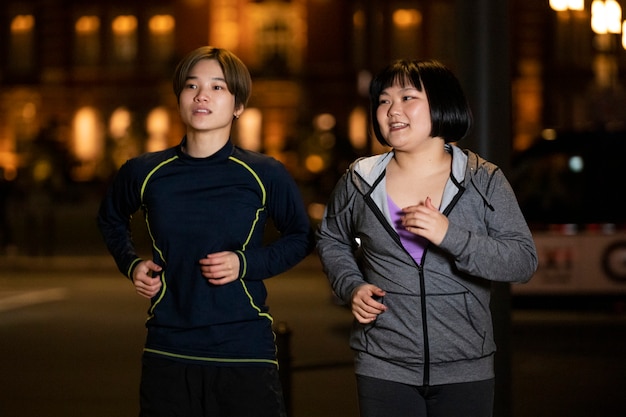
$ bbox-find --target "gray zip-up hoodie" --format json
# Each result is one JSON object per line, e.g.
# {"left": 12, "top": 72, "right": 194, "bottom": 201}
{"left": 316, "top": 144, "right": 538, "bottom": 387}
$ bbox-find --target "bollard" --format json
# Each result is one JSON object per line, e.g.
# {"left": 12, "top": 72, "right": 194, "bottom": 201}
{"left": 274, "top": 321, "right": 292, "bottom": 416}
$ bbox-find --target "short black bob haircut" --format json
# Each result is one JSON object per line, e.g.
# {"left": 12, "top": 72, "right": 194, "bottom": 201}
{"left": 369, "top": 59, "right": 473, "bottom": 147}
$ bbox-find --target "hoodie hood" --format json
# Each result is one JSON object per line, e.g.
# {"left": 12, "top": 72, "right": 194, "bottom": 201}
{"left": 348, "top": 144, "right": 475, "bottom": 217}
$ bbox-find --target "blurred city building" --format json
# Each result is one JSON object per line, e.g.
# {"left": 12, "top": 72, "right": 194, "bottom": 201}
{"left": 0, "top": 0, "right": 625, "bottom": 253}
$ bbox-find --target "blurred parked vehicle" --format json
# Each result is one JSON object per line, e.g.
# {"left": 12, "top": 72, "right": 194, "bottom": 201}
{"left": 510, "top": 129, "right": 626, "bottom": 299}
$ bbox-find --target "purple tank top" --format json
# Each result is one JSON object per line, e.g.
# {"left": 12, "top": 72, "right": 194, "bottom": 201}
{"left": 387, "top": 195, "right": 428, "bottom": 265}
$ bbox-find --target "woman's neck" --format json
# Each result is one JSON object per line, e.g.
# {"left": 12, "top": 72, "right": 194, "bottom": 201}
{"left": 183, "top": 131, "right": 230, "bottom": 158}
{"left": 391, "top": 142, "right": 450, "bottom": 176}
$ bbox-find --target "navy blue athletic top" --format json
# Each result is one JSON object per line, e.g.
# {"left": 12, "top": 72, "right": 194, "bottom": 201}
{"left": 97, "top": 138, "right": 313, "bottom": 367}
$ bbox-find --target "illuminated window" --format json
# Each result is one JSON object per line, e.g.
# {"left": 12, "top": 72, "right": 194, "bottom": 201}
{"left": 245, "top": 1, "right": 306, "bottom": 74}
{"left": 146, "top": 107, "right": 170, "bottom": 152}
{"left": 352, "top": 9, "right": 367, "bottom": 67}
{"left": 109, "top": 107, "right": 132, "bottom": 139}
{"left": 237, "top": 108, "right": 262, "bottom": 151}
{"left": 348, "top": 106, "right": 368, "bottom": 151}
{"left": 74, "top": 16, "right": 101, "bottom": 66}
{"left": 149, "top": 14, "right": 175, "bottom": 35}
{"left": 391, "top": 8, "right": 422, "bottom": 59}
{"left": 10, "top": 14, "right": 34, "bottom": 32}
{"left": 591, "top": 0, "right": 623, "bottom": 34}
{"left": 392, "top": 9, "right": 422, "bottom": 29}
{"left": 112, "top": 15, "right": 138, "bottom": 64}
{"left": 259, "top": 19, "right": 290, "bottom": 73}
{"left": 72, "top": 107, "right": 104, "bottom": 181}
{"left": 109, "top": 107, "right": 141, "bottom": 168}
{"left": 148, "top": 15, "right": 175, "bottom": 64}
{"left": 9, "top": 14, "right": 35, "bottom": 73}
{"left": 211, "top": 1, "right": 240, "bottom": 51}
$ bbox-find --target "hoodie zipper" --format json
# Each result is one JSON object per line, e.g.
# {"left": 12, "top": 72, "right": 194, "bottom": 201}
{"left": 360, "top": 167, "right": 470, "bottom": 387}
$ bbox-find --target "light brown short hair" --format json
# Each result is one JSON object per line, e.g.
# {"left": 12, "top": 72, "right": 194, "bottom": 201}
{"left": 172, "top": 46, "right": 252, "bottom": 109}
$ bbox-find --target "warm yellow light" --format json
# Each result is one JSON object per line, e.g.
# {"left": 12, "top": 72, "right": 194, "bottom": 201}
{"left": 313, "top": 113, "right": 336, "bottom": 131}
{"left": 147, "top": 108, "right": 169, "bottom": 136}
{"left": 550, "top": 0, "right": 584, "bottom": 11}
{"left": 109, "top": 107, "right": 131, "bottom": 139}
{"left": 605, "top": 0, "right": 622, "bottom": 33}
{"left": 542, "top": 129, "right": 558, "bottom": 141}
{"left": 348, "top": 106, "right": 368, "bottom": 150}
{"left": 550, "top": 0, "right": 569, "bottom": 11}
{"left": 22, "top": 102, "right": 36, "bottom": 120}
{"left": 623, "top": 21, "right": 626, "bottom": 48}
{"left": 592, "top": 0, "right": 623, "bottom": 34}
{"left": 211, "top": 2, "right": 239, "bottom": 51}
{"left": 32, "top": 160, "right": 53, "bottom": 183}
{"left": 73, "top": 107, "right": 103, "bottom": 161}
{"left": 568, "top": 0, "right": 585, "bottom": 10}
{"left": 237, "top": 108, "right": 262, "bottom": 151}
{"left": 75, "top": 16, "right": 100, "bottom": 34}
{"left": 307, "top": 202, "right": 326, "bottom": 222}
{"left": 149, "top": 15, "right": 175, "bottom": 35}
{"left": 11, "top": 15, "right": 34, "bottom": 33}
{"left": 72, "top": 107, "right": 105, "bottom": 180}
{"left": 592, "top": 53, "right": 616, "bottom": 87}
{"left": 392, "top": 9, "right": 422, "bottom": 29}
{"left": 146, "top": 107, "right": 171, "bottom": 152}
{"left": 305, "top": 154, "right": 325, "bottom": 173}
{"left": 592, "top": 0, "right": 607, "bottom": 34}
{"left": 1, "top": 165, "right": 17, "bottom": 182}
{"left": 112, "top": 15, "right": 137, "bottom": 35}
{"left": 353, "top": 10, "right": 365, "bottom": 29}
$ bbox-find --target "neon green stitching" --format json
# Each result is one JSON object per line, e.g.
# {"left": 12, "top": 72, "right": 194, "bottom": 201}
{"left": 228, "top": 156, "right": 267, "bottom": 251}
{"left": 147, "top": 269, "right": 167, "bottom": 319}
{"left": 127, "top": 258, "right": 142, "bottom": 279}
{"left": 140, "top": 156, "right": 178, "bottom": 199}
{"left": 239, "top": 277, "right": 273, "bottom": 321}
{"left": 228, "top": 157, "right": 272, "bottom": 321}
{"left": 140, "top": 156, "right": 177, "bottom": 321}
{"left": 143, "top": 348, "right": 278, "bottom": 366}
{"left": 228, "top": 156, "right": 267, "bottom": 204}
{"left": 141, "top": 156, "right": 178, "bottom": 265}
{"left": 236, "top": 250, "right": 247, "bottom": 278}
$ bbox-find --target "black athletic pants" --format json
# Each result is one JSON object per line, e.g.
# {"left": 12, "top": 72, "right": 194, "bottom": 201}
{"left": 139, "top": 356, "right": 287, "bottom": 417}
{"left": 357, "top": 374, "right": 495, "bottom": 417}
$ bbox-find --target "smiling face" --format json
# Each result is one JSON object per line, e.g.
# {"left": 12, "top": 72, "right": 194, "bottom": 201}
{"left": 375, "top": 82, "right": 433, "bottom": 151}
{"left": 369, "top": 60, "right": 473, "bottom": 147}
{"left": 178, "top": 59, "right": 243, "bottom": 137}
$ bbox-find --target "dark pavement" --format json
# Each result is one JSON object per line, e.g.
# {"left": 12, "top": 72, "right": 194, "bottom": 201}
{"left": 0, "top": 255, "right": 359, "bottom": 417}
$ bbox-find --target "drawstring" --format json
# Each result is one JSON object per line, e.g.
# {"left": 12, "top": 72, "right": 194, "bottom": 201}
{"left": 467, "top": 166, "right": 495, "bottom": 211}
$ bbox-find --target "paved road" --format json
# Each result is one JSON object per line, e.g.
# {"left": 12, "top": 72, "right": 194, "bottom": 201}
{"left": 1, "top": 255, "right": 626, "bottom": 417}
{"left": 0, "top": 256, "right": 358, "bottom": 417}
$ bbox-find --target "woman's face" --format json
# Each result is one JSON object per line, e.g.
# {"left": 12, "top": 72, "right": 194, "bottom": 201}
{"left": 376, "top": 82, "right": 432, "bottom": 150}
{"left": 178, "top": 59, "right": 242, "bottom": 136}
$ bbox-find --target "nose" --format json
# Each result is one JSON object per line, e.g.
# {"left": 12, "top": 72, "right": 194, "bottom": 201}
{"left": 387, "top": 103, "right": 400, "bottom": 116}
{"left": 194, "top": 88, "right": 208, "bottom": 102}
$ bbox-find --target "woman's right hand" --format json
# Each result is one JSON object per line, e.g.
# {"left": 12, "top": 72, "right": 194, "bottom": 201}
{"left": 132, "top": 260, "right": 162, "bottom": 299}
{"left": 351, "top": 284, "right": 387, "bottom": 324}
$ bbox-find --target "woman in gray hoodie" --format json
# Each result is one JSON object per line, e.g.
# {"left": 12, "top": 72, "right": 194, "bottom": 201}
{"left": 316, "top": 59, "right": 538, "bottom": 417}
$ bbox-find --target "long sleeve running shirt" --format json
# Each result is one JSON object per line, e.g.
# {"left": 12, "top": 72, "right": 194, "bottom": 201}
{"left": 98, "top": 138, "right": 313, "bottom": 367}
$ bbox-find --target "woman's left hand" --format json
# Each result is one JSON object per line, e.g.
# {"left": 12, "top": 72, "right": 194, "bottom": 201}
{"left": 401, "top": 197, "right": 448, "bottom": 245}
{"left": 199, "top": 251, "right": 240, "bottom": 285}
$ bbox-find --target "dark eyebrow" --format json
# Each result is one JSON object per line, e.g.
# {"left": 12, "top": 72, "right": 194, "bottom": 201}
{"left": 380, "top": 86, "right": 418, "bottom": 95}
{"left": 185, "top": 75, "right": 227, "bottom": 83}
